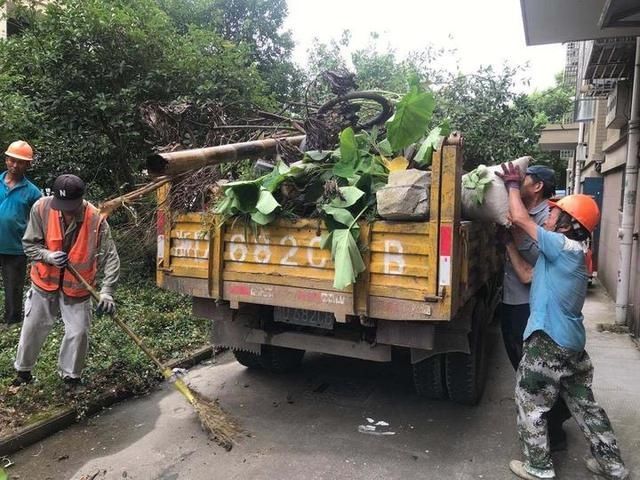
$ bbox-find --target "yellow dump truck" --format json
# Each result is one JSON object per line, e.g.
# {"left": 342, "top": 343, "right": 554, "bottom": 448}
{"left": 154, "top": 137, "right": 502, "bottom": 405}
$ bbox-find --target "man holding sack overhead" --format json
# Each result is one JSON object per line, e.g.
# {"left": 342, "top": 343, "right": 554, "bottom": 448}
{"left": 500, "top": 165, "right": 572, "bottom": 452}
{"left": 498, "top": 162, "right": 629, "bottom": 480}
{"left": 12, "top": 174, "right": 120, "bottom": 388}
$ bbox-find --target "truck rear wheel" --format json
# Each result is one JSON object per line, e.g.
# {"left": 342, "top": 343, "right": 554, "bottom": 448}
{"left": 445, "top": 299, "right": 489, "bottom": 406}
{"left": 233, "top": 349, "right": 263, "bottom": 369}
{"left": 412, "top": 353, "right": 448, "bottom": 400}
{"left": 261, "top": 345, "right": 305, "bottom": 373}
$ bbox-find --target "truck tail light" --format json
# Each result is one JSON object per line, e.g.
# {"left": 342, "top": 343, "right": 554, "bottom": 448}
{"left": 439, "top": 225, "right": 452, "bottom": 286}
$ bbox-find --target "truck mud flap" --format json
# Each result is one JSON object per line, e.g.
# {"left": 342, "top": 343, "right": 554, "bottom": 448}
{"left": 211, "top": 315, "right": 261, "bottom": 354}
{"left": 376, "top": 321, "right": 435, "bottom": 350}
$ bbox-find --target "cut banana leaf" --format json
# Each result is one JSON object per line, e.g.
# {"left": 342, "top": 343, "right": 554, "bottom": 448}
{"left": 331, "top": 229, "right": 366, "bottom": 290}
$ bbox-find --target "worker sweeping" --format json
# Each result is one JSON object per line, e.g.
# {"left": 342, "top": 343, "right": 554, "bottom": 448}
{"left": 498, "top": 162, "right": 630, "bottom": 480}
{"left": 12, "top": 174, "right": 120, "bottom": 388}
{"left": 12, "top": 174, "right": 237, "bottom": 449}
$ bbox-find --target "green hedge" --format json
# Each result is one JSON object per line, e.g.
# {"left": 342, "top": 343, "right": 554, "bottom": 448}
{"left": 0, "top": 278, "right": 208, "bottom": 435}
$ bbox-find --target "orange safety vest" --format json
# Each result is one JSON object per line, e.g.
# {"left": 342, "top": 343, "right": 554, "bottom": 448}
{"left": 30, "top": 197, "right": 103, "bottom": 297}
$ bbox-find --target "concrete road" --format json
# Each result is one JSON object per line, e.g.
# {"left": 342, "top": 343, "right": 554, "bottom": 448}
{"left": 7, "top": 285, "right": 640, "bottom": 480}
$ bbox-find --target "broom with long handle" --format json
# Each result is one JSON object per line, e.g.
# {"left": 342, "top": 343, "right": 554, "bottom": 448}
{"left": 66, "top": 263, "right": 237, "bottom": 450}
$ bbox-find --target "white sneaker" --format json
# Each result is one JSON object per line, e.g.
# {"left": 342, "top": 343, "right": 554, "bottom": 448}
{"left": 509, "top": 460, "right": 556, "bottom": 480}
{"left": 584, "top": 456, "right": 630, "bottom": 480}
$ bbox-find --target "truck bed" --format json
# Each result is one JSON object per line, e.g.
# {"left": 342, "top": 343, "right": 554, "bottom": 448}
{"left": 156, "top": 142, "right": 501, "bottom": 323}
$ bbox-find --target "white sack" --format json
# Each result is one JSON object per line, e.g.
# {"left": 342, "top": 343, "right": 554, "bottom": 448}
{"left": 461, "top": 156, "right": 531, "bottom": 225}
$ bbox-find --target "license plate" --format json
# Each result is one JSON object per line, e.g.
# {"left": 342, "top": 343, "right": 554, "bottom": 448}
{"left": 274, "top": 306, "right": 335, "bottom": 329}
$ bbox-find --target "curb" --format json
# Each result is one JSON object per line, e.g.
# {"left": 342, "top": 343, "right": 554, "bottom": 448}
{"left": 0, "top": 345, "right": 216, "bottom": 457}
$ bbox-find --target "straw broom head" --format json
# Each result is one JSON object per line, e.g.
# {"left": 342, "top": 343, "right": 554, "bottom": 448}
{"left": 173, "top": 378, "right": 240, "bottom": 451}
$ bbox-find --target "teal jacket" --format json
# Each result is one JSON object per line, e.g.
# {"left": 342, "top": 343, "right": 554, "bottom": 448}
{"left": 0, "top": 171, "right": 42, "bottom": 255}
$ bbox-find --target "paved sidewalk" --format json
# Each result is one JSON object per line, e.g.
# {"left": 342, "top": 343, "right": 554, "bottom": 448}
{"left": 5, "top": 282, "right": 640, "bottom": 480}
{"left": 579, "top": 283, "right": 640, "bottom": 470}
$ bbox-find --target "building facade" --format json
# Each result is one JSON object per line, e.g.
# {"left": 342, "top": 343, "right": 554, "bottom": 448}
{"left": 1, "top": 1, "right": 49, "bottom": 39}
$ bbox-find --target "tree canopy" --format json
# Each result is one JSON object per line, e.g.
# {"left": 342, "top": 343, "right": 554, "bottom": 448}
{"left": 528, "top": 72, "right": 574, "bottom": 124}
{"left": 0, "top": 0, "right": 299, "bottom": 196}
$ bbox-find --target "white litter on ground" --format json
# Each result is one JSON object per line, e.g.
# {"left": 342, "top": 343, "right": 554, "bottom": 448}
{"left": 358, "top": 418, "right": 395, "bottom": 436}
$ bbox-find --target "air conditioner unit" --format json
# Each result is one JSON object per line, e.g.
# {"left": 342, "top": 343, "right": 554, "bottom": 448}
{"left": 606, "top": 81, "right": 630, "bottom": 129}
{"left": 574, "top": 97, "right": 597, "bottom": 122}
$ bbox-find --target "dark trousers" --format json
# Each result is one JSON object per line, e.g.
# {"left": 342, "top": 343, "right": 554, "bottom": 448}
{"left": 501, "top": 303, "right": 572, "bottom": 435}
{"left": 0, "top": 254, "right": 27, "bottom": 325}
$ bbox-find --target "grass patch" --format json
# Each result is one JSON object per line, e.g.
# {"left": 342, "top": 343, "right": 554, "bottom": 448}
{"left": 0, "top": 278, "right": 208, "bottom": 436}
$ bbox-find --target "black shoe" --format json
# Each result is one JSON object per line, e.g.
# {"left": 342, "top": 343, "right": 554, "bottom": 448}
{"left": 11, "top": 371, "right": 33, "bottom": 387}
{"left": 62, "top": 376, "right": 86, "bottom": 393}
{"left": 62, "top": 376, "right": 82, "bottom": 386}
{"left": 550, "top": 428, "right": 567, "bottom": 452}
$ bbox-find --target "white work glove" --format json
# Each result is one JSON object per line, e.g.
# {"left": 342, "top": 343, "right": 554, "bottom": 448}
{"left": 96, "top": 294, "right": 116, "bottom": 315}
{"left": 43, "top": 250, "right": 68, "bottom": 268}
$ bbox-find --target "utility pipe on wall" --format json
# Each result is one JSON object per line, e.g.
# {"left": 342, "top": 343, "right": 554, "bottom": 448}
{"left": 573, "top": 122, "right": 586, "bottom": 194}
{"left": 615, "top": 37, "right": 640, "bottom": 326}
{"left": 567, "top": 149, "right": 575, "bottom": 195}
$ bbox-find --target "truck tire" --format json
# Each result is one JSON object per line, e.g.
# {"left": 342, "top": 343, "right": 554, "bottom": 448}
{"left": 232, "top": 349, "right": 263, "bottom": 370}
{"left": 261, "top": 345, "right": 305, "bottom": 373}
{"left": 445, "top": 299, "right": 489, "bottom": 406}
{"left": 412, "top": 354, "right": 448, "bottom": 400}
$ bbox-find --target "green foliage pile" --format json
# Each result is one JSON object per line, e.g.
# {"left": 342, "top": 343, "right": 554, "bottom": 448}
{"left": 462, "top": 165, "right": 493, "bottom": 205}
{"left": 0, "top": 279, "right": 207, "bottom": 435}
{"left": 216, "top": 84, "right": 449, "bottom": 289}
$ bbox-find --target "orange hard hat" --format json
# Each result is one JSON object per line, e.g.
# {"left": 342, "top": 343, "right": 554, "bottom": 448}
{"left": 548, "top": 194, "right": 600, "bottom": 233}
{"left": 5, "top": 140, "right": 34, "bottom": 162}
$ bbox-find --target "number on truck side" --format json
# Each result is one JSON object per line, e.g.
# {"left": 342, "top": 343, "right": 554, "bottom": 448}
{"left": 384, "top": 239, "right": 406, "bottom": 275}
{"left": 229, "top": 234, "right": 248, "bottom": 261}
{"left": 280, "top": 235, "right": 298, "bottom": 266}
{"left": 254, "top": 234, "right": 272, "bottom": 264}
{"left": 307, "top": 236, "right": 327, "bottom": 268}
{"left": 227, "top": 233, "right": 334, "bottom": 268}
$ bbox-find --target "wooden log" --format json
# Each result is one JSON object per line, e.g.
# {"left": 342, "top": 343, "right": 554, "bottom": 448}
{"left": 146, "top": 135, "right": 306, "bottom": 176}
{"left": 99, "top": 176, "right": 172, "bottom": 217}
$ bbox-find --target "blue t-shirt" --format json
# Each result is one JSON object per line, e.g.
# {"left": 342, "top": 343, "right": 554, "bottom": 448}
{"left": 0, "top": 171, "right": 42, "bottom": 255}
{"left": 524, "top": 226, "right": 589, "bottom": 351}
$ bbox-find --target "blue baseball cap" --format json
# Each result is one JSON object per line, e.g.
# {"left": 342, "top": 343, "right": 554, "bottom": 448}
{"left": 526, "top": 165, "right": 556, "bottom": 191}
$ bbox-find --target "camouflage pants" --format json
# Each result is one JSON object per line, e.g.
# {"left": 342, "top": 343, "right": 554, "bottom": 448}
{"left": 516, "top": 332, "right": 628, "bottom": 479}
